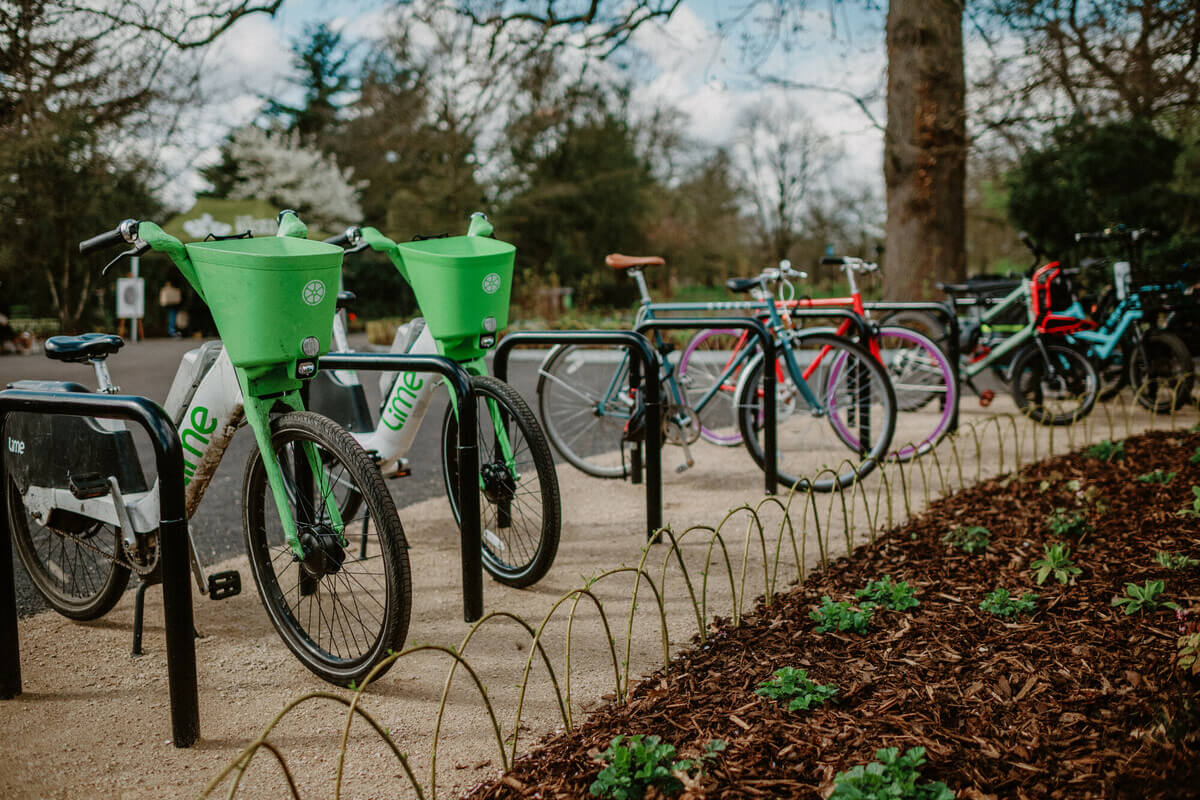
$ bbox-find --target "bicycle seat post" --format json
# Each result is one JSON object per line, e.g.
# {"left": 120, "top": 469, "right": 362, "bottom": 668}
{"left": 628, "top": 267, "right": 653, "bottom": 307}
{"left": 92, "top": 358, "right": 118, "bottom": 394}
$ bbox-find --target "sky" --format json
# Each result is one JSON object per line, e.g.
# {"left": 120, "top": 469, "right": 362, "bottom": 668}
{"left": 168, "top": 0, "right": 890, "bottom": 207}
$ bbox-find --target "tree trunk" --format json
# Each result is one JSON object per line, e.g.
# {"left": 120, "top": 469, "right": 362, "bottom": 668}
{"left": 883, "top": 0, "right": 967, "bottom": 301}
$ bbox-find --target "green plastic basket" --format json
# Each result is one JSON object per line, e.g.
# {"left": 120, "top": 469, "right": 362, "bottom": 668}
{"left": 393, "top": 236, "right": 515, "bottom": 360}
{"left": 181, "top": 237, "right": 343, "bottom": 369}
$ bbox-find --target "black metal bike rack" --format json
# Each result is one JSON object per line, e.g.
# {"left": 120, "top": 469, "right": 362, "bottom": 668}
{"left": 861, "top": 301, "right": 961, "bottom": 431}
{"left": 0, "top": 389, "right": 199, "bottom": 748}
{"left": 492, "top": 331, "right": 663, "bottom": 540}
{"left": 318, "top": 353, "right": 483, "bottom": 623}
{"left": 632, "top": 317, "right": 778, "bottom": 495}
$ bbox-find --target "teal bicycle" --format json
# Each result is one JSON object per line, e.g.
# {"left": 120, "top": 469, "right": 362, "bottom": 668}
{"left": 537, "top": 257, "right": 897, "bottom": 492}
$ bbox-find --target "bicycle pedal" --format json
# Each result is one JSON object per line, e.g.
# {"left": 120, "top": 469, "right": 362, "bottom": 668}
{"left": 207, "top": 570, "right": 241, "bottom": 600}
{"left": 386, "top": 458, "right": 411, "bottom": 479}
{"left": 979, "top": 389, "right": 995, "bottom": 407}
{"left": 68, "top": 472, "right": 109, "bottom": 500}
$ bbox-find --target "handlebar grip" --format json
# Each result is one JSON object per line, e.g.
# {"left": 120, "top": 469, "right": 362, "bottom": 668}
{"left": 323, "top": 231, "right": 351, "bottom": 246}
{"left": 79, "top": 226, "right": 128, "bottom": 255}
{"left": 821, "top": 256, "right": 845, "bottom": 266}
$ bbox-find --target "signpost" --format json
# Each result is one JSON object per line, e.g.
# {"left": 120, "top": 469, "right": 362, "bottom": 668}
{"left": 116, "top": 257, "right": 144, "bottom": 343}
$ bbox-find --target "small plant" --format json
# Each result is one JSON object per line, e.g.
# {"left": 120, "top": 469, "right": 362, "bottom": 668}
{"left": 1137, "top": 468, "right": 1178, "bottom": 485}
{"left": 1190, "top": 446, "right": 1200, "bottom": 464}
{"left": 1046, "top": 507, "right": 1091, "bottom": 540}
{"left": 979, "top": 587, "right": 1039, "bottom": 618}
{"left": 1155, "top": 550, "right": 1199, "bottom": 570}
{"left": 810, "top": 596, "right": 874, "bottom": 634}
{"left": 1031, "top": 542, "right": 1082, "bottom": 585}
{"left": 941, "top": 525, "right": 990, "bottom": 554}
{"left": 1178, "top": 609, "right": 1200, "bottom": 677}
{"left": 1178, "top": 486, "right": 1200, "bottom": 518}
{"left": 856, "top": 575, "right": 921, "bottom": 611}
{"left": 1085, "top": 439, "right": 1125, "bottom": 461}
{"left": 1112, "top": 579, "right": 1178, "bottom": 615}
{"left": 755, "top": 667, "right": 838, "bottom": 711}
{"left": 589, "top": 734, "right": 723, "bottom": 799}
{"left": 829, "top": 746, "right": 954, "bottom": 800}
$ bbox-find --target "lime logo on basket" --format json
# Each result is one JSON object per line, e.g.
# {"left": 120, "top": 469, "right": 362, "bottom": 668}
{"left": 482, "top": 273, "right": 502, "bottom": 295}
{"left": 302, "top": 280, "right": 326, "bottom": 306}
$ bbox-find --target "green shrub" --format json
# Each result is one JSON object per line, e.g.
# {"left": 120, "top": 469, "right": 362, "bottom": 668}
{"left": 941, "top": 526, "right": 990, "bottom": 554}
{"left": 1111, "top": 580, "right": 1178, "bottom": 615}
{"left": 1155, "top": 550, "right": 1199, "bottom": 570}
{"left": 809, "top": 596, "right": 873, "bottom": 634}
{"left": 589, "top": 735, "right": 724, "bottom": 799}
{"left": 979, "top": 587, "right": 1039, "bottom": 618}
{"left": 1031, "top": 542, "right": 1082, "bottom": 585}
{"left": 1084, "top": 439, "right": 1125, "bottom": 461}
{"left": 755, "top": 667, "right": 838, "bottom": 712}
{"left": 829, "top": 747, "right": 954, "bottom": 800}
{"left": 856, "top": 575, "right": 921, "bottom": 611}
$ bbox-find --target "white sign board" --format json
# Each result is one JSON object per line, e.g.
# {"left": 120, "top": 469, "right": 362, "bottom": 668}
{"left": 116, "top": 277, "right": 145, "bottom": 320}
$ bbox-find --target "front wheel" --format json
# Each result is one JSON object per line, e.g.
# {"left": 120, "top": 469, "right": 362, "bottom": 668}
{"left": 736, "top": 332, "right": 897, "bottom": 492}
{"left": 1009, "top": 341, "right": 1098, "bottom": 426}
{"left": 537, "top": 344, "right": 633, "bottom": 478}
{"left": 442, "top": 375, "right": 561, "bottom": 588}
{"left": 242, "top": 411, "right": 411, "bottom": 686}
{"left": 677, "top": 328, "right": 750, "bottom": 446}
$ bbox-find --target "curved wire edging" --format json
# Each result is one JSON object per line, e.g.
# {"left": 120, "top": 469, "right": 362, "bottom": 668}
{"left": 201, "top": 386, "right": 1200, "bottom": 799}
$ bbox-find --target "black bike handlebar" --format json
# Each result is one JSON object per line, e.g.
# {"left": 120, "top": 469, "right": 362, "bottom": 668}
{"left": 1074, "top": 227, "right": 1158, "bottom": 243}
{"left": 79, "top": 219, "right": 138, "bottom": 255}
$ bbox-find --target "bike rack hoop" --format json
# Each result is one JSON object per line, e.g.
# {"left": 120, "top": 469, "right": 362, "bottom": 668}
{"left": 632, "top": 317, "right": 778, "bottom": 496}
{"left": 318, "top": 352, "right": 483, "bottom": 623}
{"left": 0, "top": 388, "right": 199, "bottom": 748}
{"left": 491, "top": 330, "right": 664, "bottom": 540}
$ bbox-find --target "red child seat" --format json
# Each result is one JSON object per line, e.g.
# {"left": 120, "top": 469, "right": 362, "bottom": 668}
{"left": 1031, "top": 262, "right": 1097, "bottom": 335}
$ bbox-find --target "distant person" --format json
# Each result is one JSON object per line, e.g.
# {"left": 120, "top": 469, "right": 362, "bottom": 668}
{"left": 160, "top": 279, "right": 182, "bottom": 337}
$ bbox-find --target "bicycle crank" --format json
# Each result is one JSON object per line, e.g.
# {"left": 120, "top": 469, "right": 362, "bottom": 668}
{"left": 663, "top": 404, "right": 701, "bottom": 472}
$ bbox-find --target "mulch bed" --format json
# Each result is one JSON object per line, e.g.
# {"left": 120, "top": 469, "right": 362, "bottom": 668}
{"left": 469, "top": 429, "right": 1200, "bottom": 799}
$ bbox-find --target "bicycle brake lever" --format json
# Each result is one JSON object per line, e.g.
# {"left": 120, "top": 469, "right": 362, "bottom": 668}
{"left": 101, "top": 241, "right": 151, "bottom": 276}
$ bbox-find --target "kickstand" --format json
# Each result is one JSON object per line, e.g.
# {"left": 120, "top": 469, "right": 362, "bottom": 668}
{"left": 131, "top": 578, "right": 152, "bottom": 657}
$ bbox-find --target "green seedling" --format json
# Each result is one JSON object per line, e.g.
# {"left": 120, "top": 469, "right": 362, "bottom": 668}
{"left": 979, "top": 587, "right": 1039, "bottom": 618}
{"left": 1046, "top": 507, "right": 1091, "bottom": 540}
{"left": 1111, "top": 579, "right": 1178, "bottom": 615}
{"left": 1155, "top": 550, "right": 1199, "bottom": 570}
{"left": 1137, "top": 469, "right": 1177, "bottom": 485}
{"left": 856, "top": 575, "right": 921, "bottom": 611}
{"left": 1190, "top": 446, "right": 1200, "bottom": 464}
{"left": 1084, "top": 439, "right": 1125, "bottom": 461}
{"left": 1179, "top": 632, "right": 1200, "bottom": 677}
{"left": 1031, "top": 542, "right": 1082, "bottom": 585}
{"left": 941, "top": 525, "right": 990, "bottom": 554}
{"left": 755, "top": 667, "right": 838, "bottom": 712}
{"left": 809, "top": 596, "right": 873, "bottom": 634}
{"left": 589, "top": 734, "right": 722, "bottom": 799}
{"left": 829, "top": 747, "right": 954, "bottom": 800}
{"left": 1178, "top": 486, "right": 1200, "bottom": 518}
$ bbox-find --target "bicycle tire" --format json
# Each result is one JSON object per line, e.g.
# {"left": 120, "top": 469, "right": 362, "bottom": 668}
{"left": 1009, "top": 341, "right": 1098, "bottom": 426}
{"left": 441, "top": 375, "right": 561, "bottom": 588}
{"left": 242, "top": 410, "right": 411, "bottom": 686}
{"left": 8, "top": 477, "right": 130, "bottom": 620}
{"left": 875, "top": 325, "right": 957, "bottom": 460}
{"left": 677, "top": 328, "right": 750, "bottom": 446}
{"left": 1129, "top": 330, "right": 1195, "bottom": 413}
{"left": 736, "top": 332, "right": 897, "bottom": 492}
{"left": 537, "top": 344, "right": 634, "bottom": 479}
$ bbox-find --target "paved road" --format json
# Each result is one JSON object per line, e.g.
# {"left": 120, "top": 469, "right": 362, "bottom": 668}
{"left": 1, "top": 335, "right": 544, "bottom": 618}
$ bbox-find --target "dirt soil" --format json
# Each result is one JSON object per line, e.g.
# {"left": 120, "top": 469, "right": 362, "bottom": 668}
{"left": 470, "top": 429, "right": 1200, "bottom": 799}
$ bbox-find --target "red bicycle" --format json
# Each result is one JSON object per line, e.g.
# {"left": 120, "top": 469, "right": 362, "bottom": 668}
{"left": 678, "top": 257, "right": 957, "bottom": 461}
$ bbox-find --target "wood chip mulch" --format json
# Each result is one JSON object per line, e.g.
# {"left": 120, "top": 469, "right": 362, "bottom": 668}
{"left": 467, "top": 429, "right": 1200, "bottom": 799}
